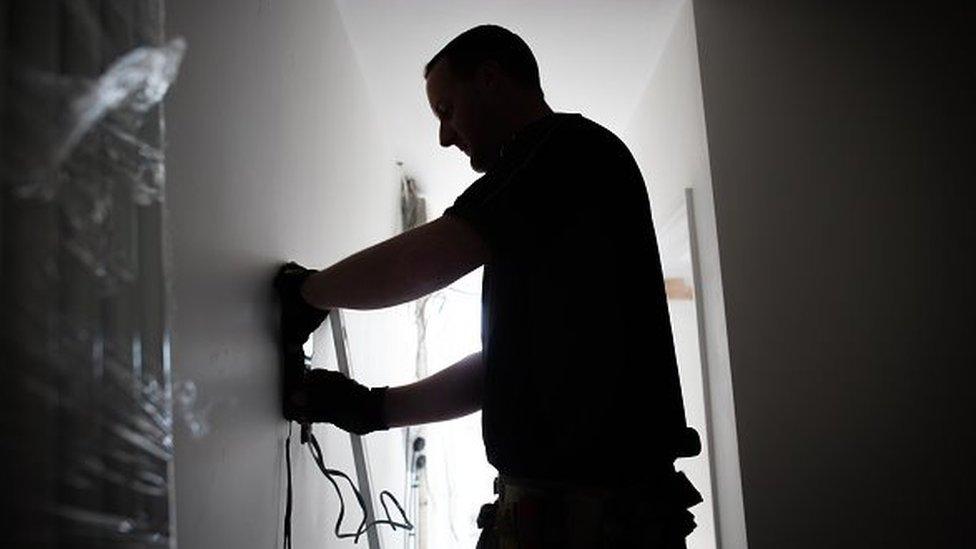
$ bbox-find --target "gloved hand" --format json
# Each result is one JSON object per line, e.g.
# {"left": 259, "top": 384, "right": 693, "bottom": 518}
{"left": 273, "top": 261, "right": 329, "bottom": 349}
{"left": 673, "top": 426, "right": 702, "bottom": 458}
{"left": 287, "top": 369, "right": 389, "bottom": 435}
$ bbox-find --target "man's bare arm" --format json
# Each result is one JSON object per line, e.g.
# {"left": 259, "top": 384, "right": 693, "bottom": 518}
{"left": 383, "top": 351, "right": 485, "bottom": 428}
{"left": 301, "top": 214, "right": 487, "bottom": 310}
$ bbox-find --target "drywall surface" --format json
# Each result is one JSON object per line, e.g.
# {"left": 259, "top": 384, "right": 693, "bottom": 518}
{"left": 165, "top": 1, "right": 415, "bottom": 547}
{"left": 693, "top": 1, "right": 975, "bottom": 547}
{"left": 623, "top": 2, "right": 746, "bottom": 547}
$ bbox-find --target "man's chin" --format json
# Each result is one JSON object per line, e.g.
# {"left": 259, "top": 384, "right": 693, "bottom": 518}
{"left": 469, "top": 157, "right": 487, "bottom": 174}
{"left": 469, "top": 153, "right": 497, "bottom": 174}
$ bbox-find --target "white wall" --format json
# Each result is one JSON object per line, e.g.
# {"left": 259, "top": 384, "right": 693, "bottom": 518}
{"left": 165, "top": 1, "right": 415, "bottom": 547}
{"left": 333, "top": 0, "right": 684, "bottom": 218}
{"left": 623, "top": 2, "right": 746, "bottom": 548}
{"left": 692, "top": 1, "right": 975, "bottom": 547}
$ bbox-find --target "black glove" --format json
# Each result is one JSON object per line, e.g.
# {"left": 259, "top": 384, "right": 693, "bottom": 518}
{"left": 273, "top": 261, "right": 329, "bottom": 349}
{"left": 673, "top": 426, "right": 702, "bottom": 458}
{"left": 288, "top": 369, "right": 389, "bottom": 435}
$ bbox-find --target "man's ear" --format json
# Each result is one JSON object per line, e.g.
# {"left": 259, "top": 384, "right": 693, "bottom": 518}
{"left": 476, "top": 59, "right": 503, "bottom": 92}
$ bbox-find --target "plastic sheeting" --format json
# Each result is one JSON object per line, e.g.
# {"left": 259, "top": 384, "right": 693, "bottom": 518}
{"left": 1, "top": 1, "right": 184, "bottom": 546}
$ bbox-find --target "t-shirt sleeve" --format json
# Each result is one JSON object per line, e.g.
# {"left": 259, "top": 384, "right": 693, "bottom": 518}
{"left": 443, "top": 157, "right": 565, "bottom": 258}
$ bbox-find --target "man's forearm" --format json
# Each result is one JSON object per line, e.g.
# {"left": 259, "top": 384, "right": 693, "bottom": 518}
{"left": 300, "top": 216, "right": 486, "bottom": 310}
{"left": 383, "top": 351, "right": 485, "bottom": 428}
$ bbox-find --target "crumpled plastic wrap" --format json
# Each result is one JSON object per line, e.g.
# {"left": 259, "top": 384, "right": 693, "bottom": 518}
{"left": 1, "top": 1, "right": 185, "bottom": 546}
{"left": 4, "top": 37, "right": 185, "bottom": 202}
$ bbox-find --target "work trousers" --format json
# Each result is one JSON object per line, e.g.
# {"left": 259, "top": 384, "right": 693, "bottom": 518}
{"left": 475, "top": 470, "right": 701, "bottom": 549}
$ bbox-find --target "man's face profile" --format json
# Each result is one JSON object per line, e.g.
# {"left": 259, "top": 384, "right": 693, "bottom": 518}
{"left": 425, "top": 60, "right": 499, "bottom": 173}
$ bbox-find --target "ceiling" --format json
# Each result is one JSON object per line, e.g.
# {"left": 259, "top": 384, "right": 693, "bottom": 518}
{"left": 334, "top": 0, "right": 684, "bottom": 214}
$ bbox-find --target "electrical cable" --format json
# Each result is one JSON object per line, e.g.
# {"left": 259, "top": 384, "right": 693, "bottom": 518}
{"left": 283, "top": 420, "right": 414, "bottom": 546}
{"left": 283, "top": 423, "right": 293, "bottom": 549}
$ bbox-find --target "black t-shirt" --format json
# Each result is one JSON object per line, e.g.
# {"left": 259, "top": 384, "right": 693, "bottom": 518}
{"left": 444, "top": 112, "right": 688, "bottom": 486}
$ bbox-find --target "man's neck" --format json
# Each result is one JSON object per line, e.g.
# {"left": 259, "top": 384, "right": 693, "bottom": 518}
{"left": 509, "top": 101, "right": 554, "bottom": 135}
{"left": 483, "top": 98, "right": 555, "bottom": 172}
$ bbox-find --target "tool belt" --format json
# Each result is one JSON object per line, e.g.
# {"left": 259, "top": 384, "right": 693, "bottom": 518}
{"left": 476, "top": 470, "right": 702, "bottom": 548}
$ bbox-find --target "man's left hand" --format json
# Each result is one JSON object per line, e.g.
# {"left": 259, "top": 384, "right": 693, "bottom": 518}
{"left": 288, "top": 369, "right": 389, "bottom": 435}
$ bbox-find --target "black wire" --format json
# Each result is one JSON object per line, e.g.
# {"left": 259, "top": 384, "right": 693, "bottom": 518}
{"left": 307, "top": 429, "right": 414, "bottom": 543}
{"left": 283, "top": 423, "right": 293, "bottom": 549}
{"left": 307, "top": 428, "right": 366, "bottom": 541}
{"left": 284, "top": 420, "right": 414, "bottom": 546}
{"left": 353, "top": 490, "right": 413, "bottom": 542}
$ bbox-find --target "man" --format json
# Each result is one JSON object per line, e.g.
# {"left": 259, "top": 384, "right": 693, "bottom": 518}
{"left": 274, "top": 24, "right": 702, "bottom": 548}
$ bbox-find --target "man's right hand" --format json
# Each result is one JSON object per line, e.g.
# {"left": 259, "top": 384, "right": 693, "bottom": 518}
{"left": 274, "top": 261, "right": 329, "bottom": 348}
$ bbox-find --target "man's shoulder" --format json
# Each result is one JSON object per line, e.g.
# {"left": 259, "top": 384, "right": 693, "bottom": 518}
{"left": 553, "top": 112, "right": 632, "bottom": 156}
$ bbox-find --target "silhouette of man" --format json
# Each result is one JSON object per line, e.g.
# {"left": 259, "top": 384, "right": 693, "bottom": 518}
{"left": 275, "top": 24, "right": 702, "bottom": 548}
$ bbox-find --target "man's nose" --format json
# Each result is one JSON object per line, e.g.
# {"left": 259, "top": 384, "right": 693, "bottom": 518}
{"left": 439, "top": 122, "right": 457, "bottom": 148}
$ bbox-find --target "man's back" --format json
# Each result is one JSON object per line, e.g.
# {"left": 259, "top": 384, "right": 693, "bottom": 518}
{"left": 444, "top": 112, "right": 689, "bottom": 485}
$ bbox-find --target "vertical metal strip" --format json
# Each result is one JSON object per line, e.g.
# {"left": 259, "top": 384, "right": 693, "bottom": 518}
{"left": 685, "top": 187, "right": 721, "bottom": 549}
{"left": 330, "top": 310, "right": 383, "bottom": 549}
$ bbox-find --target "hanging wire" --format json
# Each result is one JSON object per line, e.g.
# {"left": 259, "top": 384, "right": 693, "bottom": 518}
{"left": 283, "top": 423, "right": 294, "bottom": 549}
{"left": 283, "top": 422, "right": 414, "bottom": 546}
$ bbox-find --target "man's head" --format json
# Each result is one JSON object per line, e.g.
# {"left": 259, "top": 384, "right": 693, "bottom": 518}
{"left": 424, "top": 25, "right": 550, "bottom": 173}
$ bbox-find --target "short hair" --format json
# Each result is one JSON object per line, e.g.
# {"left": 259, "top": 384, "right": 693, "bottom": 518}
{"left": 424, "top": 25, "right": 544, "bottom": 99}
